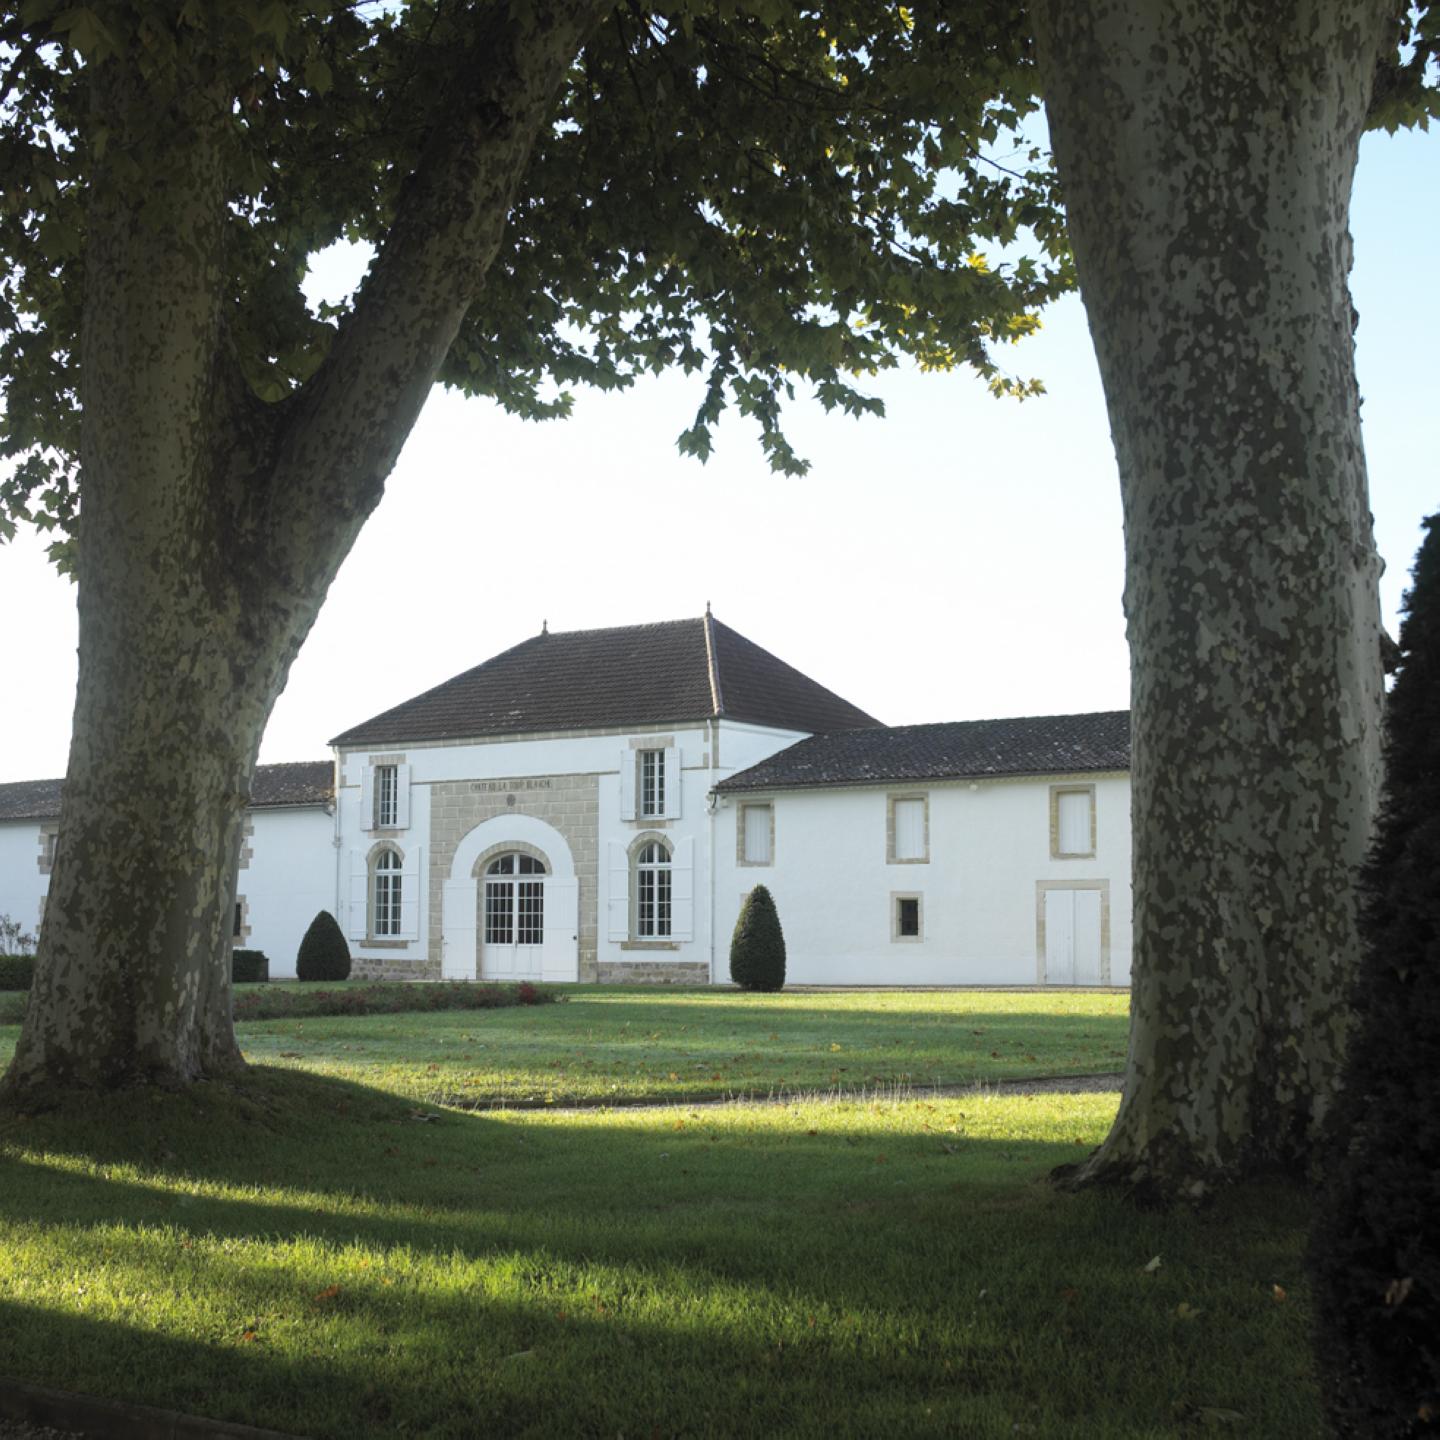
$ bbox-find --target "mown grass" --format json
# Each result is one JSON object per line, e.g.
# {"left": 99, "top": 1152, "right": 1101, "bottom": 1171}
{"left": 0, "top": 1068, "right": 1320, "bottom": 1439}
{"left": 219, "top": 986, "right": 1130, "bottom": 1105}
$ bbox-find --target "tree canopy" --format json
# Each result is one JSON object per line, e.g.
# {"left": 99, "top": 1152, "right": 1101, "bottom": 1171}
{"left": 0, "top": 0, "right": 1085, "bottom": 564}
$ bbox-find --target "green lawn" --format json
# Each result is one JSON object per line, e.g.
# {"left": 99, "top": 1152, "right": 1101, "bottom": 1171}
{"left": 1, "top": 985, "right": 1129, "bottom": 1105}
{"left": 227, "top": 985, "right": 1130, "bottom": 1105}
{"left": 0, "top": 1067, "right": 1319, "bottom": 1439}
{"left": 0, "top": 990, "right": 1323, "bottom": 1438}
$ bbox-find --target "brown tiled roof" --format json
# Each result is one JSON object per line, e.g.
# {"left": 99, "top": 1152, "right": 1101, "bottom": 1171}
{"left": 0, "top": 777, "right": 64, "bottom": 823}
{"left": 329, "top": 615, "right": 880, "bottom": 748}
{"left": 249, "top": 761, "right": 335, "bottom": 809}
{"left": 0, "top": 761, "right": 333, "bottom": 822}
{"left": 715, "top": 711, "right": 1131, "bottom": 792}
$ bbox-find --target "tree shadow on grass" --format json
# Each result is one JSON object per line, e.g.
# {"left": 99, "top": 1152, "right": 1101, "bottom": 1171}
{"left": 0, "top": 1067, "right": 1319, "bottom": 1439}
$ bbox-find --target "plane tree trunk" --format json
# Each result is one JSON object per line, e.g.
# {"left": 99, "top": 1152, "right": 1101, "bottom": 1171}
{"left": 1031, "top": 0, "right": 1391, "bottom": 1200}
{"left": 0, "top": 0, "right": 609, "bottom": 1109}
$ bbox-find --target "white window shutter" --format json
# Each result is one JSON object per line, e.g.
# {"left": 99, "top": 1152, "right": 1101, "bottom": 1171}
{"left": 671, "top": 837, "right": 694, "bottom": 941}
{"left": 619, "top": 750, "right": 637, "bottom": 821}
{"left": 744, "top": 805, "right": 772, "bottom": 864}
{"left": 1058, "top": 791, "right": 1092, "bottom": 855}
{"left": 664, "top": 748, "right": 682, "bottom": 819}
{"left": 394, "top": 765, "right": 412, "bottom": 831}
{"left": 399, "top": 846, "right": 422, "bottom": 939}
{"left": 607, "top": 841, "right": 631, "bottom": 940}
{"left": 895, "top": 799, "right": 926, "bottom": 860}
{"left": 359, "top": 765, "right": 375, "bottom": 832}
{"left": 347, "top": 851, "right": 369, "bottom": 939}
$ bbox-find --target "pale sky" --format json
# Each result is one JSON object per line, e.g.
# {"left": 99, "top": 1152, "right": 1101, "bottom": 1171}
{"left": 1, "top": 125, "right": 1434, "bottom": 784}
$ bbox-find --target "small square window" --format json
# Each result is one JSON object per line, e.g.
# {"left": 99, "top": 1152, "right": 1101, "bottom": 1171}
{"left": 233, "top": 901, "right": 243, "bottom": 939}
{"left": 892, "top": 893, "right": 923, "bottom": 942}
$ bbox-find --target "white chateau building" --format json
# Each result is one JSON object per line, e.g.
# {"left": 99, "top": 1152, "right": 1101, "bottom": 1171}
{"left": 0, "top": 615, "right": 1132, "bottom": 987}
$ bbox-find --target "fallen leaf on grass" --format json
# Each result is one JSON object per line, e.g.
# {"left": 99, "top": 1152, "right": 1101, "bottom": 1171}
{"left": 1193, "top": 1407, "right": 1246, "bottom": 1427}
{"left": 1175, "top": 1302, "right": 1202, "bottom": 1321}
{"left": 239, "top": 1327, "right": 259, "bottom": 1343}
{"left": 1384, "top": 1277, "right": 1414, "bottom": 1307}
{"left": 313, "top": 1285, "right": 342, "bottom": 1304}
{"left": 1272, "top": 1284, "right": 1287, "bottom": 1303}
{"left": 1142, "top": 1255, "right": 1162, "bottom": 1274}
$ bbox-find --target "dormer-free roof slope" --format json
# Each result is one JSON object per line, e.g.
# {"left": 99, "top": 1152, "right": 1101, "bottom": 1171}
{"left": 0, "top": 760, "right": 334, "bottom": 823}
{"left": 716, "top": 710, "right": 1131, "bottom": 792}
{"left": 329, "top": 615, "right": 880, "bottom": 748}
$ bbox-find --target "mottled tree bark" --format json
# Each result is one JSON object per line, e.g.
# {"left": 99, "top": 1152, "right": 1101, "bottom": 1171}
{"left": 1, "top": 0, "right": 610, "bottom": 1107}
{"left": 1031, "top": 0, "right": 1392, "bottom": 1198}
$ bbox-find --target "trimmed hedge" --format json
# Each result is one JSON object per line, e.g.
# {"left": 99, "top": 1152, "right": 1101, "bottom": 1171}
{"left": 729, "top": 885, "right": 786, "bottom": 992}
{"left": 297, "top": 910, "right": 352, "bottom": 982}
{"left": 231, "top": 949, "right": 270, "bottom": 984}
{"left": 232, "top": 980, "right": 553, "bottom": 1022}
{"left": 0, "top": 955, "right": 35, "bottom": 991}
{"left": 1311, "top": 513, "right": 1440, "bottom": 1436}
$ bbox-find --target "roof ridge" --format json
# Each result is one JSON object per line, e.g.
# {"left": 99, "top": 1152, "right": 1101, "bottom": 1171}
{"left": 702, "top": 607, "right": 724, "bottom": 717}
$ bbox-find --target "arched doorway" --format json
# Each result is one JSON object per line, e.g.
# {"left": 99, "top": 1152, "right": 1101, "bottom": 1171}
{"left": 482, "top": 851, "right": 547, "bottom": 979}
{"left": 441, "top": 814, "right": 579, "bottom": 982}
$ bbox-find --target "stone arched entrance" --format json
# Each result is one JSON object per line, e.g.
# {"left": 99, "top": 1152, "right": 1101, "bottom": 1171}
{"left": 441, "top": 815, "right": 579, "bottom": 981}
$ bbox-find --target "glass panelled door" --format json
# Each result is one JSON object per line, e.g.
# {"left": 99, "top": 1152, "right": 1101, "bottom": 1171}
{"left": 483, "top": 853, "right": 546, "bottom": 978}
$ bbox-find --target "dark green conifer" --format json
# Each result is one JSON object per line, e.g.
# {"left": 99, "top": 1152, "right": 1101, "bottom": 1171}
{"left": 1311, "top": 514, "right": 1440, "bottom": 1436}
{"left": 296, "top": 910, "right": 352, "bottom": 983}
{"left": 730, "top": 885, "right": 786, "bottom": 993}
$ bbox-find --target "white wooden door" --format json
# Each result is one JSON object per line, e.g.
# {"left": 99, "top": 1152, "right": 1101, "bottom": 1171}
{"left": 541, "top": 878, "right": 579, "bottom": 982}
{"left": 1045, "top": 889, "right": 1102, "bottom": 985}
{"left": 482, "top": 875, "right": 546, "bottom": 979}
{"left": 442, "top": 879, "right": 477, "bottom": 979}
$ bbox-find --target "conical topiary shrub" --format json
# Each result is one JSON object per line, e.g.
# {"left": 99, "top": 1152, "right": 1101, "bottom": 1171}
{"left": 296, "top": 909, "right": 352, "bottom": 982}
{"left": 1310, "top": 513, "right": 1440, "bottom": 1436}
{"left": 730, "top": 884, "right": 785, "bottom": 992}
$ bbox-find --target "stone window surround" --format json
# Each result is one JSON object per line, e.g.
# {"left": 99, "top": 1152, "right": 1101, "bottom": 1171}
{"left": 886, "top": 791, "right": 930, "bottom": 865}
{"left": 232, "top": 894, "right": 251, "bottom": 945}
{"left": 628, "top": 735, "right": 676, "bottom": 824}
{"left": 237, "top": 817, "right": 255, "bottom": 871}
{"left": 736, "top": 801, "right": 775, "bottom": 867}
{"left": 1050, "top": 783, "right": 1098, "bottom": 859}
{"left": 37, "top": 823, "right": 58, "bottom": 875}
{"left": 365, "top": 839, "right": 409, "bottom": 949}
{"left": 365, "top": 752, "right": 408, "bottom": 837}
{"left": 1034, "top": 878, "right": 1112, "bottom": 984}
{"left": 890, "top": 891, "right": 924, "bottom": 943}
{"left": 628, "top": 829, "right": 675, "bottom": 945}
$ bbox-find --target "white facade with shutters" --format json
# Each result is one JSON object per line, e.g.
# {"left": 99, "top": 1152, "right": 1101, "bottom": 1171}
{"left": 333, "top": 719, "right": 813, "bottom": 984}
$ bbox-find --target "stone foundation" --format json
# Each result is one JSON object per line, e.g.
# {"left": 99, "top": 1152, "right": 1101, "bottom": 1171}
{"left": 596, "top": 961, "right": 710, "bottom": 985}
{"left": 352, "top": 957, "right": 442, "bottom": 982}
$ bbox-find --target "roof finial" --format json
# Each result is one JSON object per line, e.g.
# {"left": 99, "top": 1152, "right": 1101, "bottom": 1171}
{"left": 705, "top": 599, "right": 711, "bottom": 617}
{"left": 541, "top": 618, "right": 548, "bottom": 635}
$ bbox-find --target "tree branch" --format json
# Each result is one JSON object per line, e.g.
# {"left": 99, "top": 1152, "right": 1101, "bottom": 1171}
{"left": 263, "top": 0, "right": 612, "bottom": 583}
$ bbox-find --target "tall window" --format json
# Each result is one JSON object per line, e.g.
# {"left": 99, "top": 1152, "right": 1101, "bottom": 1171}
{"left": 639, "top": 749, "right": 665, "bottom": 818}
{"left": 889, "top": 795, "right": 928, "bottom": 863}
{"left": 635, "top": 840, "right": 672, "bottom": 938}
{"left": 485, "top": 852, "right": 546, "bottom": 946}
{"left": 374, "top": 764, "right": 399, "bottom": 828}
{"left": 372, "top": 848, "right": 402, "bottom": 937}
{"left": 1051, "top": 786, "right": 1096, "bottom": 858}
{"left": 741, "top": 803, "right": 773, "bottom": 865}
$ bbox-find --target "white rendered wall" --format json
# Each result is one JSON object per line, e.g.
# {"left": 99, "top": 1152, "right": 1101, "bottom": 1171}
{"left": 0, "top": 821, "right": 49, "bottom": 945}
{"left": 238, "top": 807, "right": 338, "bottom": 978}
{"left": 336, "top": 719, "right": 812, "bottom": 979}
{"left": 714, "top": 774, "right": 1132, "bottom": 987}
